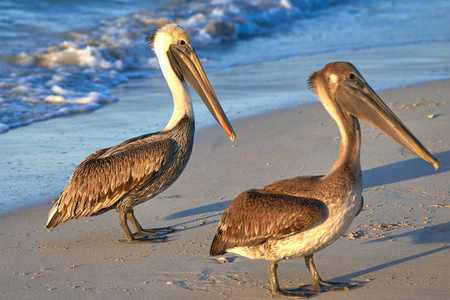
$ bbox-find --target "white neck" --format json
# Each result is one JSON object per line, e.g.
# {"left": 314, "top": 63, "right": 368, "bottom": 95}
{"left": 155, "top": 48, "right": 194, "bottom": 131}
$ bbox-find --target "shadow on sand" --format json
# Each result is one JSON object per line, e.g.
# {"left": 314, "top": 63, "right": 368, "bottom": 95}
{"left": 336, "top": 244, "right": 449, "bottom": 283}
{"left": 363, "top": 150, "right": 449, "bottom": 189}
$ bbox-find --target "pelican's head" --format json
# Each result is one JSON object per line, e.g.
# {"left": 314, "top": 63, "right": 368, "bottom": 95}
{"left": 309, "top": 62, "right": 439, "bottom": 170}
{"left": 148, "top": 24, "right": 191, "bottom": 55}
{"left": 146, "top": 24, "right": 235, "bottom": 141}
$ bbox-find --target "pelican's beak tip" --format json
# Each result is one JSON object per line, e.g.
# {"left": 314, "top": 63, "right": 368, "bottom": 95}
{"left": 230, "top": 132, "right": 236, "bottom": 142}
{"left": 433, "top": 160, "right": 440, "bottom": 170}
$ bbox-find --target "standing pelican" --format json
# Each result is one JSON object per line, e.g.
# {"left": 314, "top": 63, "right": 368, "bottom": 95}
{"left": 46, "top": 24, "right": 235, "bottom": 243}
{"left": 210, "top": 62, "right": 438, "bottom": 297}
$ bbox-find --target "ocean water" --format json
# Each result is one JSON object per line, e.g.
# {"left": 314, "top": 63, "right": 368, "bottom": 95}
{"left": 0, "top": 0, "right": 449, "bottom": 134}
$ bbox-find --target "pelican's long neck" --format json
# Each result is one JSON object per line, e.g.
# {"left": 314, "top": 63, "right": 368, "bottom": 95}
{"left": 156, "top": 49, "right": 194, "bottom": 131}
{"left": 321, "top": 94, "right": 362, "bottom": 180}
{"left": 330, "top": 115, "right": 361, "bottom": 177}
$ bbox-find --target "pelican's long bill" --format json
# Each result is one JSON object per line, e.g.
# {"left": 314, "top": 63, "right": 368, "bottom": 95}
{"left": 167, "top": 43, "right": 235, "bottom": 141}
{"left": 335, "top": 74, "right": 439, "bottom": 169}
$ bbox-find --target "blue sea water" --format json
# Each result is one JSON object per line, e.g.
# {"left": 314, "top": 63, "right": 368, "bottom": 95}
{"left": 0, "top": 0, "right": 449, "bottom": 134}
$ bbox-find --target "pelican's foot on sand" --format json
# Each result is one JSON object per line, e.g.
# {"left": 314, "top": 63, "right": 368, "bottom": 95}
{"left": 137, "top": 226, "right": 176, "bottom": 235}
{"left": 118, "top": 233, "right": 168, "bottom": 244}
{"left": 285, "top": 280, "right": 358, "bottom": 297}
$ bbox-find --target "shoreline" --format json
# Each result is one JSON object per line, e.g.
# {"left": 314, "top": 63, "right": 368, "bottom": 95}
{"left": 0, "top": 77, "right": 448, "bottom": 299}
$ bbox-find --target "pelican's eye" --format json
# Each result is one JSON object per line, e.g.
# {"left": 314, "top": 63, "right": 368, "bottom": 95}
{"left": 349, "top": 73, "right": 356, "bottom": 80}
{"left": 180, "top": 40, "right": 186, "bottom": 45}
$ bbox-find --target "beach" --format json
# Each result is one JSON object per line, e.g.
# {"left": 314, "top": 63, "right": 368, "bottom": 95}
{"left": 0, "top": 50, "right": 449, "bottom": 299}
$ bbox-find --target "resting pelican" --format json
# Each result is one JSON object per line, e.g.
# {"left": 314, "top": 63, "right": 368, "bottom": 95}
{"left": 46, "top": 24, "right": 235, "bottom": 243}
{"left": 210, "top": 62, "right": 438, "bottom": 297}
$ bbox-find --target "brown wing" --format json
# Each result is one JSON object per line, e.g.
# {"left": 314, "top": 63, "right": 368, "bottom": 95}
{"left": 46, "top": 136, "right": 176, "bottom": 228}
{"left": 210, "top": 189, "right": 327, "bottom": 256}
{"left": 262, "top": 175, "right": 324, "bottom": 197}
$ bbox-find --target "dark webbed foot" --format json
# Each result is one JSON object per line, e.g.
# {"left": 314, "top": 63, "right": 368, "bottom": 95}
{"left": 136, "top": 226, "right": 176, "bottom": 236}
{"left": 273, "top": 280, "right": 358, "bottom": 298}
{"left": 293, "top": 279, "right": 358, "bottom": 295}
{"left": 273, "top": 279, "right": 357, "bottom": 298}
{"left": 118, "top": 234, "right": 167, "bottom": 244}
{"left": 123, "top": 226, "right": 175, "bottom": 242}
{"left": 271, "top": 288, "right": 309, "bottom": 298}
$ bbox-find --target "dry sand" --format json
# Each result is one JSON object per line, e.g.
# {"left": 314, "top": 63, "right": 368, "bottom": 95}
{"left": 0, "top": 64, "right": 449, "bottom": 299}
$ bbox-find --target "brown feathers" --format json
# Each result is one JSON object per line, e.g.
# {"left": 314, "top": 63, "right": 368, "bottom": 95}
{"left": 210, "top": 189, "right": 326, "bottom": 256}
{"left": 46, "top": 117, "right": 194, "bottom": 228}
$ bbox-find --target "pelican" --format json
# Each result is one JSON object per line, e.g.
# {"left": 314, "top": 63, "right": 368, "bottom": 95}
{"left": 210, "top": 62, "right": 438, "bottom": 297}
{"left": 46, "top": 24, "right": 235, "bottom": 243}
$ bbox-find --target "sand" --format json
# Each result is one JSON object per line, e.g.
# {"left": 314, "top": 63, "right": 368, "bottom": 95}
{"left": 0, "top": 59, "right": 449, "bottom": 299}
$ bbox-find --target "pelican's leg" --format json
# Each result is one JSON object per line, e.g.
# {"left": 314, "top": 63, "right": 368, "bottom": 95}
{"left": 268, "top": 260, "right": 308, "bottom": 298}
{"left": 127, "top": 208, "right": 175, "bottom": 236}
{"left": 118, "top": 209, "right": 167, "bottom": 244}
{"left": 301, "top": 255, "right": 358, "bottom": 293}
